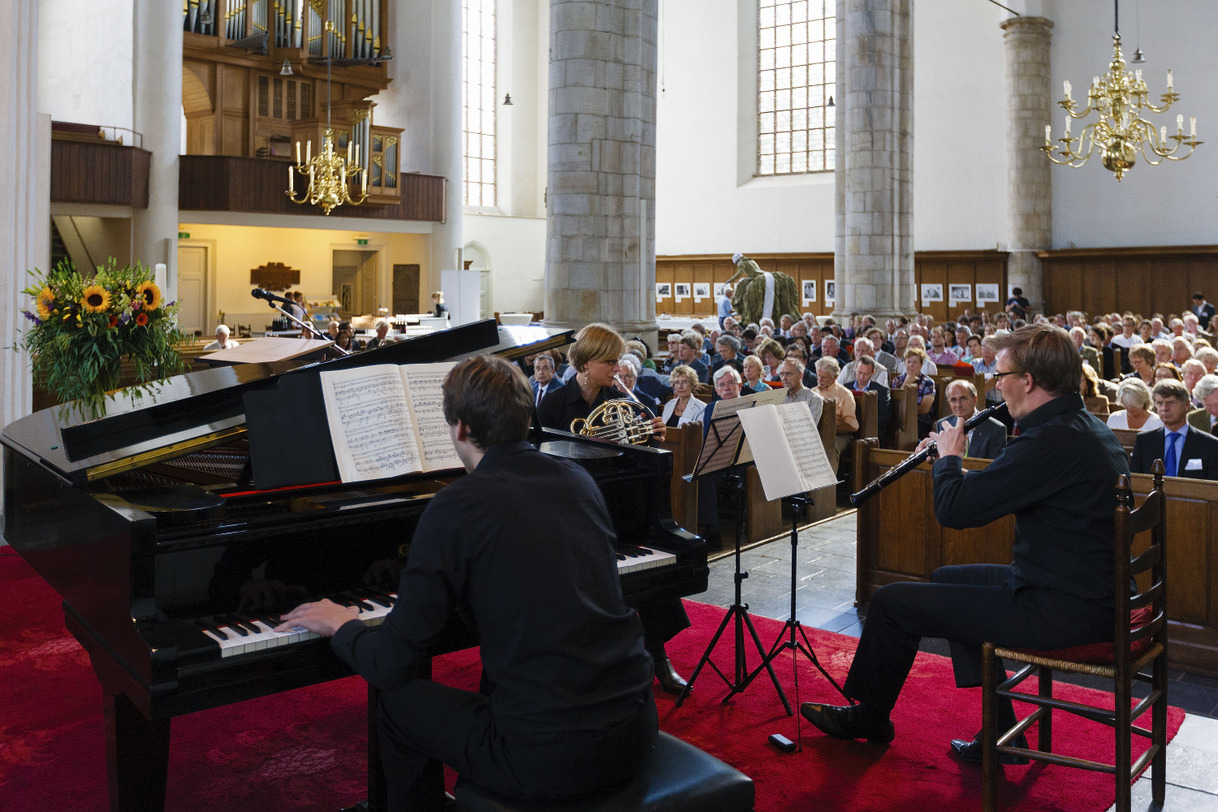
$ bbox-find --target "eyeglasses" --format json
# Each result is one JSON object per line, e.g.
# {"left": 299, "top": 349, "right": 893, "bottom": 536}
{"left": 992, "top": 370, "right": 1024, "bottom": 382}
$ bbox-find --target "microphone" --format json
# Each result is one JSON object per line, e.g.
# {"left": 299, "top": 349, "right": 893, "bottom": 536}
{"left": 251, "top": 288, "right": 295, "bottom": 306}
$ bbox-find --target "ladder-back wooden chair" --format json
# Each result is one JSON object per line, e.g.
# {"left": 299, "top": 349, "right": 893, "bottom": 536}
{"left": 981, "top": 463, "right": 1168, "bottom": 812}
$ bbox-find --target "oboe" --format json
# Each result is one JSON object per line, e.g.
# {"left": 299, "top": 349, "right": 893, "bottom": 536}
{"left": 849, "top": 402, "right": 1008, "bottom": 506}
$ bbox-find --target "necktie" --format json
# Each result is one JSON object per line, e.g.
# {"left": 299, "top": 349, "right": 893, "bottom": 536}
{"left": 1164, "top": 430, "right": 1179, "bottom": 477}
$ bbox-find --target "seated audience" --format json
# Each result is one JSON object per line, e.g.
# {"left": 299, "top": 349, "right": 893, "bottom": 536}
{"left": 935, "top": 380, "right": 1006, "bottom": 458}
{"left": 530, "top": 353, "right": 564, "bottom": 406}
{"left": 1189, "top": 374, "right": 1218, "bottom": 435}
{"left": 1132, "top": 379, "right": 1218, "bottom": 479}
{"left": 812, "top": 357, "right": 860, "bottom": 473}
{"left": 711, "top": 334, "right": 745, "bottom": 378}
{"left": 365, "top": 320, "right": 392, "bottom": 349}
{"left": 660, "top": 364, "right": 706, "bottom": 428}
{"left": 1080, "top": 362, "right": 1111, "bottom": 416}
{"left": 740, "top": 354, "right": 770, "bottom": 394}
{"left": 1123, "top": 343, "right": 1157, "bottom": 386}
{"left": 849, "top": 355, "right": 891, "bottom": 439}
{"left": 1171, "top": 336, "right": 1194, "bottom": 368}
{"left": 1107, "top": 378, "right": 1163, "bottom": 433}
{"left": 615, "top": 356, "right": 660, "bottom": 413}
{"left": 674, "top": 332, "right": 709, "bottom": 382}
{"left": 203, "top": 324, "right": 238, "bottom": 351}
{"left": 1154, "top": 362, "right": 1182, "bottom": 383}
{"left": 1182, "top": 358, "right": 1208, "bottom": 407}
{"left": 838, "top": 337, "right": 890, "bottom": 387}
{"left": 904, "top": 335, "right": 939, "bottom": 375}
{"left": 756, "top": 337, "right": 787, "bottom": 382}
{"left": 777, "top": 358, "right": 825, "bottom": 425}
{"left": 1196, "top": 346, "right": 1218, "bottom": 376}
{"left": 893, "top": 347, "right": 937, "bottom": 440}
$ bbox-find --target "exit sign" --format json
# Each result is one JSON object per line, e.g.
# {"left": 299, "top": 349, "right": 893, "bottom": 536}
{"left": 355, "top": 238, "right": 368, "bottom": 245}
{"left": 178, "top": 231, "right": 190, "bottom": 239}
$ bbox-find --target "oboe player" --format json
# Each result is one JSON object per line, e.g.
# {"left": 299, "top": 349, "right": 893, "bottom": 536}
{"left": 802, "top": 324, "right": 1130, "bottom": 767}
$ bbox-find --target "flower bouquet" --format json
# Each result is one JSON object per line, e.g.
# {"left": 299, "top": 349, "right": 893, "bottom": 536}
{"left": 20, "top": 258, "right": 188, "bottom": 417}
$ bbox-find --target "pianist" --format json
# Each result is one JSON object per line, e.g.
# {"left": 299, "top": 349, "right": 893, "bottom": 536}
{"left": 277, "top": 354, "right": 658, "bottom": 810}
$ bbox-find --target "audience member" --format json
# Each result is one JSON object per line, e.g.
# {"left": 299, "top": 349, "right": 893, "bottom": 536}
{"left": 812, "top": 357, "right": 859, "bottom": 473}
{"left": 935, "top": 380, "right": 1006, "bottom": 458}
{"left": 1182, "top": 358, "right": 1207, "bottom": 406}
{"left": 740, "top": 354, "right": 770, "bottom": 394}
{"left": 1132, "top": 379, "right": 1218, "bottom": 479}
{"left": 675, "top": 333, "right": 709, "bottom": 383}
{"left": 365, "top": 320, "right": 392, "bottom": 349}
{"left": 838, "top": 337, "right": 889, "bottom": 387}
{"left": 530, "top": 353, "right": 564, "bottom": 406}
{"left": 893, "top": 347, "right": 936, "bottom": 439}
{"left": 1107, "top": 378, "right": 1163, "bottom": 433}
{"left": 1188, "top": 374, "right": 1218, "bottom": 434}
{"left": 1154, "top": 362, "right": 1182, "bottom": 383}
{"left": 616, "top": 356, "right": 660, "bottom": 413}
{"left": 1124, "top": 343, "right": 1156, "bottom": 386}
{"left": 660, "top": 365, "right": 707, "bottom": 428}
{"left": 849, "top": 355, "right": 891, "bottom": 439}
{"left": 777, "top": 358, "right": 825, "bottom": 425}
{"left": 203, "top": 324, "right": 238, "bottom": 351}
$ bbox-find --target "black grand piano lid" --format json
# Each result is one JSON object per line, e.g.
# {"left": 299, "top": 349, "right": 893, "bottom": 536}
{"left": 0, "top": 320, "right": 572, "bottom": 486}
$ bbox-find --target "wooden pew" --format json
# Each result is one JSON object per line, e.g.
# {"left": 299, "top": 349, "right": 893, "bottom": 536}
{"left": 852, "top": 390, "right": 879, "bottom": 443}
{"left": 852, "top": 439, "right": 1218, "bottom": 677}
{"left": 890, "top": 386, "right": 920, "bottom": 451}
{"left": 1111, "top": 427, "right": 1139, "bottom": 456}
{"left": 656, "top": 421, "right": 702, "bottom": 533}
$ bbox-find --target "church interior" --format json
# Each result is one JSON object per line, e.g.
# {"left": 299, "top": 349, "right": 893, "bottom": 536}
{"left": 3, "top": 0, "right": 1218, "bottom": 809}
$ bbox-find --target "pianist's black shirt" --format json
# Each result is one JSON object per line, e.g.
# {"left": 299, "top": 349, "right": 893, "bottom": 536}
{"left": 331, "top": 440, "right": 653, "bottom": 743}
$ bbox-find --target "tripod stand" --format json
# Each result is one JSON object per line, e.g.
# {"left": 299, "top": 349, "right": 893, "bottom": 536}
{"left": 675, "top": 469, "right": 792, "bottom": 715}
{"left": 743, "top": 493, "right": 849, "bottom": 723}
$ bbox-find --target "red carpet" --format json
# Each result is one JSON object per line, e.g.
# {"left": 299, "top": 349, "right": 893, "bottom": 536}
{"left": 0, "top": 549, "right": 1184, "bottom": 811}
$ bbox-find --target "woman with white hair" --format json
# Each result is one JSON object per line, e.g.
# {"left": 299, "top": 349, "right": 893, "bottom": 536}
{"left": 203, "top": 324, "right": 238, "bottom": 350}
{"left": 615, "top": 355, "right": 660, "bottom": 413}
{"left": 1107, "top": 378, "right": 1163, "bottom": 433}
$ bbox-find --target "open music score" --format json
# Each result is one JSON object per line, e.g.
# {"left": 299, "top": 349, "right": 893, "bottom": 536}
{"left": 319, "top": 362, "right": 462, "bottom": 482}
{"left": 736, "top": 402, "right": 836, "bottom": 501}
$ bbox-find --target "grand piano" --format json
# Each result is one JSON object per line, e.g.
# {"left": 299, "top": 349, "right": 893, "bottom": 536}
{"left": 2, "top": 320, "right": 708, "bottom": 812}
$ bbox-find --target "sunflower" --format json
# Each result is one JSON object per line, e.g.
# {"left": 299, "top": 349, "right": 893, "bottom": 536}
{"left": 135, "top": 311, "right": 149, "bottom": 326}
{"left": 135, "top": 281, "right": 162, "bottom": 311}
{"left": 81, "top": 284, "right": 111, "bottom": 314}
{"left": 36, "top": 286, "right": 55, "bottom": 320}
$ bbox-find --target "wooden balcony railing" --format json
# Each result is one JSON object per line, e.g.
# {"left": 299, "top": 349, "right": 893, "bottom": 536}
{"left": 179, "top": 155, "right": 446, "bottom": 222}
{"left": 50, "top": 139, "right": 151, "bottom": 207}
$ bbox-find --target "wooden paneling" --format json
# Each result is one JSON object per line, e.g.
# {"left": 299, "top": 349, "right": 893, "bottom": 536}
{"left": 1041, "top": 246, "right": 1218, "bottom": 320}
{"left": 914, "top": 250, "right": 1009, "bottom": 322}
{"left": 50, "top": 140, "right": 150, "bottom": 207}
{"left": 854, "top": 442, "right": 1218, "bottom": 677}
{"left": 179, "top": 155, "right": 445, "bottom": 222}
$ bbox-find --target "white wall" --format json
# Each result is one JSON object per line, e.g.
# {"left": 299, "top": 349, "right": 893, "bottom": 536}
{"left": 1047, "top": 0, "right": 1218, "bottom": 248}
{"left": 37, "top": 0, "right": 132, "bottom": 128}
{"left": 464, "top": 213, "right": 547, "bottom": 314}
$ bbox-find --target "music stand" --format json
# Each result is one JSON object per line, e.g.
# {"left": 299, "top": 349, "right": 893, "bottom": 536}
{"left": 674, "top": 406, "right": 792, "bottom": 715}
{"left": 732, "top": 402, "right": 850, "bottom": 739}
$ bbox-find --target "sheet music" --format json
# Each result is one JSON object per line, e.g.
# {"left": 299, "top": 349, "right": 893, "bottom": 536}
{"left": 320, "top": 365, "right": 422, "bottom": 483}
{"left": 702, "top": 387, "right": 786, "bottom": 464}
{"left": 401, "top": 363, "right": 462, "bottom": 470}
{"left": 737, "top": 402, "right": 836, "bottom": 501}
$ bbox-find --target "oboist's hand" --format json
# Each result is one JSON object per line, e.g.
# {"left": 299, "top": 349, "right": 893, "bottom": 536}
{"left": 274, "top": 599, "right": 359, "bottom": 637}
{"left": 928, "top": 418, "right": 966, "bottom": 460}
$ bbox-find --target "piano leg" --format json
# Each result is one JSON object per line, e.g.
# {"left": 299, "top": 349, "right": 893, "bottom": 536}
{"left": 104, "top": 691, "right": 170, "bottom": 812}
{"left": 367, "top": 684, "right": 387, "bottom": 812}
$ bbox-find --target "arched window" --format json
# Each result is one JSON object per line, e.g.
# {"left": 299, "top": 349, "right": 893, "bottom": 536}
{"left": 758, "top": 0, "right": 836, "bottom": 175}
{"left": 463, "top": 0, "right": 497, "bottom": 207}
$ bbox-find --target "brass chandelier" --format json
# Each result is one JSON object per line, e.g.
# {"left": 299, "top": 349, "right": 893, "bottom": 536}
{"left": 286, "top": 25, "right": 368, "bottom": 214}
{"left": 1042, "top": 2, "right": 1201, "bottom": 182}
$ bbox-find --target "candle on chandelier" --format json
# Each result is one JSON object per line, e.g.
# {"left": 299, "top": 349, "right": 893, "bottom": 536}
{"left": 1190, "top": 117, "right": 1197, "bottom": 137}
{"left": 306, "top": 139, "right": 312, "bottom": 163}
{"left": 288, "top": 164, "right": 294, "bottom": 192}
{"left": 1135, "top": 69, "right": 1142, "bottom": 84}
{"left": 1064, "top": 114, "right": 1071, "bottom": 136}
{"left": 1063, "top": 79, "right": 1071, "bottom": 100}
{"left": 1177, "top": 115, "right": 1184, "bottom": 133}
{"left": 1160, "top": 125, "right": 1167, "bottom": 144}
{"left": 1045, "top": 124, "right": 1053, "bottom": 143}
{"left": 1167, "top": 70, "right": 1173, "bottom": 89}
{"left": 296, "top": 141, "right": 301, "bottom": 165}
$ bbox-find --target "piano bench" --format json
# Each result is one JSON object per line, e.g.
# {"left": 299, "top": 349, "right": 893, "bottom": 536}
{"left": 453, "top": 731, "right": 755, "bottom": 812}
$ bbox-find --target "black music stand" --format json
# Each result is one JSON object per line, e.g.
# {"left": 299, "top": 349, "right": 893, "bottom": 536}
{"left": 675, "top": 410, "right": 792, "bottom": 715}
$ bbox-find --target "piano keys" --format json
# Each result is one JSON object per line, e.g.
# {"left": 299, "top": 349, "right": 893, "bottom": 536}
{"left": 2, "top": 319, "right": 708, "bottom": 812}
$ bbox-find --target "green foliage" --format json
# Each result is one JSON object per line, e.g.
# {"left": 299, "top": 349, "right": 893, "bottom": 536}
{"left": 18, "top": 258, "right": 188, "bottom": 417}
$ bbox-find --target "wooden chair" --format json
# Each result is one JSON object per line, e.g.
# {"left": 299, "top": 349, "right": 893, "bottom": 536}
{"left": 981, "top": 464, "right": 1168, "bottom": 812}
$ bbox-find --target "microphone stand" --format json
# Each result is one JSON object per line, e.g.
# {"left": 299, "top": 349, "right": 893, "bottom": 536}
{"left": 258, "top": 298, "right": 350, "bottom": 356}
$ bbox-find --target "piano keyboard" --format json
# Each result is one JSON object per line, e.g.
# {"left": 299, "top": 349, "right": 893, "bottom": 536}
{"left": 200, "top": 548, "right": 676, "bottom": 658}
{"left": 616, "top": 544, "right": 676, "bottom": 574}
{"left": 199, "top": 591, "right": 397, "bottom": 658}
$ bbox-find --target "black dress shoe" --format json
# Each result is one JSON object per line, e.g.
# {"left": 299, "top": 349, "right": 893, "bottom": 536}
{"left": 799, "top": 702, "right": 895, "bottom": 743}
{"left": 949, "top": 732, "right": 1030, "bottom": 765}
{"left": 653, "top": 657, "right": 688, "bottom": 695}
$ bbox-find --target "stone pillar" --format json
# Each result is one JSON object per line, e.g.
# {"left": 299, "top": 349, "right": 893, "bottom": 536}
{"left": 132, "top": 0, "right": 183, "bottom": 300}
{"left": 1001, "top": 16, "right": 1053, "bottom": 315}
{"left": 836, "top": 0, "right": 913, "bottom": 319}
{"left": 1, "top": 2, "right": 47, "bottom": 520}
{"left": 545, "top": 0, "right": 658, "bottom": 345}
{"left": 428, "top": 0, "right": 465, "bottom": 298}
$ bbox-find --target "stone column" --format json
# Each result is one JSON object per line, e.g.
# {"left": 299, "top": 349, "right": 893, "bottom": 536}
{"left": 1001, "top": 16, "right": 1053, "bottom": 315}
{"left": 836, "top": 0, "right": 913, "bottom": 319}
{"left": 1, "top": 2, "right": 47, "bottom": 519}
{"left": 132, "top": 0, "right": 183, "bottom": 300}
{"left": 545, "top": 0, "right": 658, "bottom": 345}
{"left": 427, "top": 0, "right": 465, "bottom": 298}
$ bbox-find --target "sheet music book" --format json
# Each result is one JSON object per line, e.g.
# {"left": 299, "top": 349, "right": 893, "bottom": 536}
{"left": 318, "top": 362, "right": 461, "bottom": 482}
{"left": 198, "top": 336, "right": 334, "bottom": 365}
{"left": 736, "top": 402, "right": 837, "bottom": 501}
{"left": 689, "top": 387, "right": 786, "bottom": 478}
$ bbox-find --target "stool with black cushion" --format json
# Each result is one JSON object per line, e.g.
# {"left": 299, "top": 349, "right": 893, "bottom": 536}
{"left": 454, "top": 731, "right": 755, "bottom": 812}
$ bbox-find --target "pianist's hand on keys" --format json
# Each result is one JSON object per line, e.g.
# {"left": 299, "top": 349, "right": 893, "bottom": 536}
{"left": 274, "top": 598, "right": 365, "bottom": 637}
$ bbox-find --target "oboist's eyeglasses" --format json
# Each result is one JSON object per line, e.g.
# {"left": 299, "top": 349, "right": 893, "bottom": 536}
{"left": 992, "top": 370, "right": 1024, "bottom": 381}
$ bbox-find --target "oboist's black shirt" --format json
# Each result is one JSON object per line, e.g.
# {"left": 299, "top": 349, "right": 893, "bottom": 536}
{"left": 331, "top": 441, "right": 652, "bottom": 743}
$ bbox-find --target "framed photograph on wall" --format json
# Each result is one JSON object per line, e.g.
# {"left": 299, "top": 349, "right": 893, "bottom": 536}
{"left": 949, "top": 284, "right": 972, "bottom": 304}
{"left": 802, "top": 279, "right": 817, "bottom": 303}
{"left": 693, "top": 282, "right": 711, "bottom": 301}
{"left": 825, "top": 280, "right": 836, "bottom": 305}
{"left": 975, "top": 283, "right": 999, "bottom": 304}
{"left": 674, "top": 282, "right": 691, "bottom": 301}
{"left": 656, "top": 283, "right": 671, "bottom": 300}
{"left": 920, "top": 284, "right": 943, "bottom": 303}
{"left": 714, "top": 283, "right": 726, "bottom": 299}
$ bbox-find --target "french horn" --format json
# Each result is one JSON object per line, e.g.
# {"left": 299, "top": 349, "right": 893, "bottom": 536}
{"left": 571, "top": 399, "right": 655, "bottom": 445}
